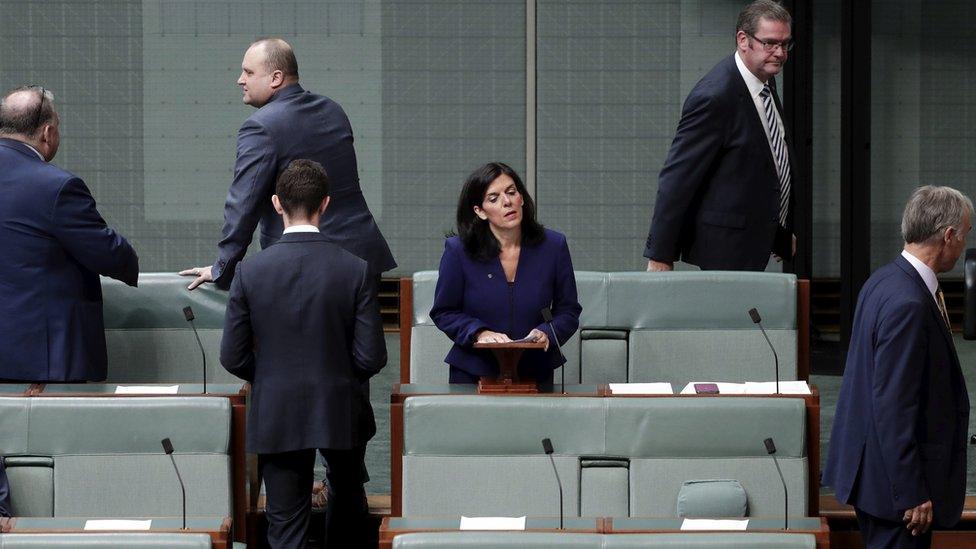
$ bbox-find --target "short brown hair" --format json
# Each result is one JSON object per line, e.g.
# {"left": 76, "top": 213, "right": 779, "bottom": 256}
{"left": 251, "top": 37, "right": 299, "bottom": 79}
{"left": 736, "top": 0, "right": 792, "bottom": 36}
{"left": 275, "top": 159, "right": 329, "bottom": 217}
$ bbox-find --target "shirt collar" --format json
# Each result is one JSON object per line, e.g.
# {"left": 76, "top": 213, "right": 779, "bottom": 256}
{"left": 734, "top": 51, "right": 768, "bottom": 99}
{"left": 282, "top": 224, "right": 319, "bottom": 234}
{"left": 901, "top": 249, "right": 939, "bottom": 298}
{"left": 23, "top": 143, "right": 45, "bottom": 161}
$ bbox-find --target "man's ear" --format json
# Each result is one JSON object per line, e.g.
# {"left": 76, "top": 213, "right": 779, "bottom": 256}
{"left": 272, "top": 194, "right": 285, "bottom": 215}
{"left": 735, "top": 30, "right": 749, "bottom": 51}
{"left": 318, "top": 196, "right": 331, "bottom": 216}
{"left": 270, "top": 70, "right": 286, "bottom": 89}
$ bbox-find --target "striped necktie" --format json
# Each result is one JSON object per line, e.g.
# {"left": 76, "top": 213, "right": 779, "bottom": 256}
{"left": 936, "top": 287, "right": 952, "bottom": 331}
{"left": 759, "top": 84, "right": 791, "bottom": 227}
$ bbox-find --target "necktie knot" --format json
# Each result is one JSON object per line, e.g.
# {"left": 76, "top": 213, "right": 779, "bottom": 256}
{"left": 760, "top": 85, "right": 772, "bottom": 99}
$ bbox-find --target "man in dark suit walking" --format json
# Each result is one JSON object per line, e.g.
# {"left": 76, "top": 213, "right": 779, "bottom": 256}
{"left": 181, "top": 37, "right": 395, "bottom": 289}
{"left": 644, "top": 0, "right": 795, "bottom": 271}
{"left": 0, "top": 86, "right": 139, "bottom": 382}
{"left": 824, "top": 186, "right": 972, "bottom": 548}
{"left": 221, "top": 159, "right": 387, "bottom": 548}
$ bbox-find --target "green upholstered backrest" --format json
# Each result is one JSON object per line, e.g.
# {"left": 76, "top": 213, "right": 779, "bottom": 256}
{"left": 0, "top": 397, "right": 232, "bottom": 519}
{"left": 401, "top": 396, "right": 807, "bottom": 517}
{"left": 407, "top": 271, "right": 797, "bottom": 385}
{"left": 391, "top": 532, "right": 817, "bottom": 548}
{"left": 0, "top": 533, "right": 213, "bottom": 548}
{"left": 100, "top": 274, "right": 238, "bottom": 384}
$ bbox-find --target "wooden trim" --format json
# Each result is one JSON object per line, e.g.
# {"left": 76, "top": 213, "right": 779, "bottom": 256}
{"left": 230, "top": 398, "right": 247, "bottom": 542}
{"left": 26, "top": 384, "right": 43, "bottom": 396}
{"left": 798, "top": 279, "right": 811, "bottom": 380}
{"left": 399, "top": 278, "right": 413, "bottom": 385}
{"left": 1, "top": 517, "right": 231, "bottom": 549}
{"left": 391, "top": 396, "right": 405, "bottom": 517}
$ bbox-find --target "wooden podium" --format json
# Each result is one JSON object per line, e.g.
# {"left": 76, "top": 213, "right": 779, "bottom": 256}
{"left": 473, "top": 340, "right": 546, "bottom": 394}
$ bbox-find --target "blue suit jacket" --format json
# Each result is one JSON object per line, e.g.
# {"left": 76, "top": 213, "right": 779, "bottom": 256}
{"left": 220, "top": 232, "right": 387, "bottom": 454}
{"left": 212, "top": 84, "right": 395, "bottom": 288}
{"left": 823, "top": 255, "right": 970, "bottom": 526}
{"left": 0, "top": 138, "right": 138, "bottom": 382}
{"left": 430, "top": 229, "right": 582, "bottom": 381}
{"left": 644, "top": 54, "right": 794, "bottom": 270}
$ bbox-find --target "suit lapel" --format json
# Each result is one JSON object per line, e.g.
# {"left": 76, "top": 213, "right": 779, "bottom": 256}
{"left": 727, "top": 56, "right": 779, "bottom": 179}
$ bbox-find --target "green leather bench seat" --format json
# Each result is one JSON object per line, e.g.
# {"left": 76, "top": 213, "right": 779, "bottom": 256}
{"left": 391, "top": 532, "right": 817, "bottom": 548}
{"left": 101, "top": 273, "right": 237, "bottom": 384}
{"left": 0, "top": 533, "right": 213, "bottom": 548}
{"left": 401, "top": 396, "right": 807, "bottom": 518}
{"left": 409, "top": 271, "right": 797, "bottom": 385}
{"left": 0, "top": 396, "right": 232, "bottom": 519}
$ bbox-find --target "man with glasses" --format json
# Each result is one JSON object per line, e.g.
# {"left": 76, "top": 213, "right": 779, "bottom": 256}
{"left": 644, "top": 0, "right": 796, "bottom": 271}
{"left": 0, "top": 86, "right": 139, "bottom": 382}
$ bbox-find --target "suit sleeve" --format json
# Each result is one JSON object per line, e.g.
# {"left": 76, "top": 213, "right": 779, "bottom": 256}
{"left": 643, "top": 90, "right": 725, "bottom": 263}
{"left": 212, "top": 119, "right": 277, "bottom": 289}
{"left": 871, "top": 298, "right": 931, "bottom": 509}
{"left": 429, "top": 240, "right": 490, "bottom": 346}
{"left": 535, "top": 236, "right": 581, "bottom": 346}
{"left": 51, "top": 177, "right": 139, "bottom": 286}
{"left": 219, "top": 263, "right": 255, "bottom": 382}
{"left": 351, "top": 268, "right": 387, "bottom": 380}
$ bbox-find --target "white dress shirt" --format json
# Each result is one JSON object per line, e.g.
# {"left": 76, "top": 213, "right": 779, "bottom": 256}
{"left": 282, "top": 224, "right": 319, "bottom": 234}
{"left": 734, "top": 51, "right": 786, "bottom": 164}
{"left": 901, "top": 249, "right": 939, "bottom": 301}
{"left": 22, "top": 142, "right": 44, "bottom": 161}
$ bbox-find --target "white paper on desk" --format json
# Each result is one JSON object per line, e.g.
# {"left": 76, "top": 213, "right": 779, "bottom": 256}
{"left": 115, "top": 385, "right": 179, "bottom": 394}
{"left": 609, "top": 383, "right": 673, "bottom": 395}
{"left": 744, "top": 381, "right": 812, "bottom": 395}
{"left": 459, "top": 516, "right": 526, "bottom": 530}
{"left": 84, "top": 519, "right": 152, "bottom": 530}
{"left": 680, "top": 518, "right": 749, "bottom": 531}
{"left": 679, "top": 382, "right": 746, "bottom": 395}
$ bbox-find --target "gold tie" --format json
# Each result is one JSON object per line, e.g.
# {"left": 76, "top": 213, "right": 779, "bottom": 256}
{"left": 936, "top": 287, "right": 952, "bottom": 331}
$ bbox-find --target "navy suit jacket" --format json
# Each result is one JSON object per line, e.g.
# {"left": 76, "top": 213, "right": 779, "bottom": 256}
{"left": 823, "top": 255, "right": 969, "bottom": 526}
{"left": 0, "top": 138, "right": 138, "bottom": 382}
{"left": 0, "top": 457, "right": 10, "bottom": 518}
{"left": 212, "top": 84, "right": 395, "bottom": 289}
{"left": 220, "top": 232, "right": 387, "bottom": 454}
{"left": 644, "top": 54, "right": 794, "bottom": 270}
{"left": 430, "top": 229, "right": 582, "bottom": 381}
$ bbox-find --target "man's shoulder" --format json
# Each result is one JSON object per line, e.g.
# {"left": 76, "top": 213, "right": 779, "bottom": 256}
{"left": 247, "top": 88, "right": 342, "bottom": 127}
{"left": 247, "top": 237, "right": 367, "bottom": 272}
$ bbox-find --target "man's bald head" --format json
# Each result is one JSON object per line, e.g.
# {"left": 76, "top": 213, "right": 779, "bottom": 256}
{"left": 249, "top": 38, "right": 299, "bottom": 80}
{"left": 0, "top": 86, "right": 57, "bottom": 138}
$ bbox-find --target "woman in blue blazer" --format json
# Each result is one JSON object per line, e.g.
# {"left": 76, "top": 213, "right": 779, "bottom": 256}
{"left": 430, "top": 162, "right": 582, "bottom": 383}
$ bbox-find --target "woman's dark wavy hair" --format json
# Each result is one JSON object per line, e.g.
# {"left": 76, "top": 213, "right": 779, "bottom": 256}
{"left": 455, "top": 162, "right": 545, "bottom": 262}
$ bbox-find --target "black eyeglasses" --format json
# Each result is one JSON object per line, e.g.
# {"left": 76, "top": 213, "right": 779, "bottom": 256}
{"left": 748, "top": 34, "right": 794, "bottom": 52}
{"left": 27, "top": 85, "right": 48, "bottom": 131}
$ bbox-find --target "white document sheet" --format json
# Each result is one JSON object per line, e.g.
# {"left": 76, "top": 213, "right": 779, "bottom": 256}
{"left": 608, "top": 383, "right": 673, "bottom": 395}
{"left": 680, "top": 518, "right": 749, "bottom": 531}
{"left": 84, "top": 519, "right": 152, "bottom": 530}
{"left": 459, "top": 516, "right": 527, "bottom": 531}
{"left": 679, "top": 382, "right": 746, "bottom": 395}
{"left": 115, "top": 385, "right": 180, "bottom": 394}
{"left": 743, "top": 381, "right": 812, "bottom": 395}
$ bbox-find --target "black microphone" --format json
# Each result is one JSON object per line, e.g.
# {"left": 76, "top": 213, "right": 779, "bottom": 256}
{"left": 748, "top": 308, "right": 779, "bottom": 394}
{"left": 764, "top": 437, "right": 788, "bottom": 530}
{"left": 541, "top": 307, "right": 566, "bottom": 394}
{"left": 183, "top": 306, "right": 207, "bottom": 394}
{"left": 541, "top": 438, "right": 564, "bottom": 529}
{"left": 161, "top": 438, "right": 187, "bottom": 530}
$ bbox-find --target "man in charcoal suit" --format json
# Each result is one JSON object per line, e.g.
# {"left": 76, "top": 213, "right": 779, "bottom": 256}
{"left": 644, "top": 0, "right": 796, "bottom": 271}
{"left": 220, "top": 159, "right": 387, "bottom": 548}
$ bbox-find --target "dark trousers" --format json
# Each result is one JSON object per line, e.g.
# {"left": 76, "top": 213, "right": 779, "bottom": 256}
{"left": 261, "top": 447, "right": 367, "bottom": 549}
{"left": 855, "top": 507, "right": 933, "bottom": 549}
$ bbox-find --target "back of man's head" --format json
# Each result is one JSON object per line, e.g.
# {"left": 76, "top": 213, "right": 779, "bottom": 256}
{"left": 276, "top": 159, "right": 330, "bottom": 218}
{"left": 902, "top": 185, "right": 974, "bottom": 245}
{"left": 736, "top": 0, "right": 792, "bottom": 35}
{"left": 250, "top": 37, "right": 299, "bottom": 81}
{"left": 0, "top": 86, "right": 56, "bottom": 138}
